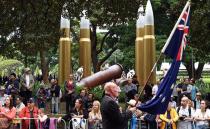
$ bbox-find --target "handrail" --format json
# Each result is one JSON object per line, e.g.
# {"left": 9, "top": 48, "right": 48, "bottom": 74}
{"left": 0, "top": 117, "right": 209, "bottom": 129}
{"left": 69, "top": 118, "right": 88, "bottom": 129}
{"left": 0, "top": 117, "right": 66, "bottom": 129}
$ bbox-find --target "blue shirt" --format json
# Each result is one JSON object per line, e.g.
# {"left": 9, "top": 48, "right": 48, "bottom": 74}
{"left": 191, "top": 85, "right": 197, "bottom": 101}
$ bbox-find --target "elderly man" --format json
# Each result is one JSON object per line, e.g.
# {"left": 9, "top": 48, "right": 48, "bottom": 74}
{"left": 176, "top": 96, "right": 195, "bottom": 129}
{"left": 101, "top": 82, "right": 136, "bottom": 129}
{"left": 20, "top": 68, "right": 34, "bottom": 105}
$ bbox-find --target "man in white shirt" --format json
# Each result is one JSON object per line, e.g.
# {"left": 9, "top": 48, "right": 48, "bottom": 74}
{"left": 20, "top": 68, "right": 34, "bottom": 105}
{"left": 177, "top": 96, "right": 195, "bottom": 129}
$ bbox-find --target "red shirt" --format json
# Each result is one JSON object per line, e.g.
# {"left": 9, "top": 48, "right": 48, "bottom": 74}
{"left": 65, "top": 80, "right": 75, "bottom": 91}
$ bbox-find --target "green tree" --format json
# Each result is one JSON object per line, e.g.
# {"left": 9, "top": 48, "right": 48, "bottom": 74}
{"left": 1, "top": 0, "right": 210, "bottom": 81}
{"left": 0, "top": 0, "right": 63, "bottom": 83}
{"left": 178, "top": 0, "right": 210, "bottom": 79}
{"left": 188, "top": 0, "right": 210, "bottom": 79}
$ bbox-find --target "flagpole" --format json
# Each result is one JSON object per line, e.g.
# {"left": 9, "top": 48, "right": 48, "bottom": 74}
{"left": 139, "top": 53, "right": 163, "bottom": 95}
{"left": 161, "top": 1, "right": 190, "bottom": 53}
{"left": 191, "top": 49, "right": 194, "bottom": 79}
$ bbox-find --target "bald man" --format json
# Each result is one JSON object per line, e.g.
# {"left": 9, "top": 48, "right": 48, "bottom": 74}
{"left": 176, "top": 96, "right": 195, "bottom": 129}
{"left": 101, "top": 82, "right": 136, "bottom": 129}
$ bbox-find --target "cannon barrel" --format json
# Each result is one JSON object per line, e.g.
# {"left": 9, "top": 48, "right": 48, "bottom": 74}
{"left": 115, "top": 78, "right": 128, "bottom": 86}
{"left": 77, "top": 64, "right": 123, "bottom": 88}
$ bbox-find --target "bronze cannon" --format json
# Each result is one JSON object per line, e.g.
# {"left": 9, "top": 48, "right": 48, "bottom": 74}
{"left": 77, "top": 64, "right": 125, "bottom": 88}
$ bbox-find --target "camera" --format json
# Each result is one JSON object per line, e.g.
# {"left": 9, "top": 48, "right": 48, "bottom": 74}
{"left": 179, "top": 115, "right": 187, "bottom": 121}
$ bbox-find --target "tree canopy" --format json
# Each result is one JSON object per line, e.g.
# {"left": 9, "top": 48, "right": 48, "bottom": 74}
{"left": 0, "top": 0, "right": 209, "bottom": 80}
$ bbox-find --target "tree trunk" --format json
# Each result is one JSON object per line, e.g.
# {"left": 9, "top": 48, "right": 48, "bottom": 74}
{"left": 185, "top": 59, "right": 195, "bottom": 79}
{"left": 40, "top": 48, "right": 49, "bottom": 83}
{"left": 195, "top": 62, "right": 204, "bottom": 80}
{"left": 91, "top": 24, "right": 98, "bottom": 73}
{"left": 184, "top": 60, "right": 204, "bottom": 80}
{"left": 90, "top": 25, "right": 118, "bottom": 73}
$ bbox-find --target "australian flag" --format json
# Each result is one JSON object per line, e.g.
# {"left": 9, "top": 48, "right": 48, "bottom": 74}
{"left": 138, "top": 2, "right": 190, "bottom": 115}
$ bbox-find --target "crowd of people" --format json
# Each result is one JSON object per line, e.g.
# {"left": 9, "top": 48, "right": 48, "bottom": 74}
{"left": 0, "top": 68, "right": 102, "bottom": 129}
{"left": 122, "top": 77, "right": 210, "bottom": 129}
{"left": 0, "top": 67, "right": 209, "bottom": 129}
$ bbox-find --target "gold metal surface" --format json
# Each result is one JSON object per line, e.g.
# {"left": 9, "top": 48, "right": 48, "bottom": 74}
{"left": 135, "top": 27, "right": 145, "bottom": 88}
{"left": 143, "top": 25, "right": 156, "bottom": 85}
{"left": 80, "top": 28, "right": 91, "bottom": 77}
{"left": 58, "top": 29, "right": 71, "bottom": 86}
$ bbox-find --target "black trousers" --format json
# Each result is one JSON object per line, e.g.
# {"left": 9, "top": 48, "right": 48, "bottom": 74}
{"left": 65, "top": 93, "right": 74, "bottom": 114}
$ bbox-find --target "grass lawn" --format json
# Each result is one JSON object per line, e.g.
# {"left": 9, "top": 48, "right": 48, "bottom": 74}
{"left": 203, "top": 78, "right": 210, "bottom": 84}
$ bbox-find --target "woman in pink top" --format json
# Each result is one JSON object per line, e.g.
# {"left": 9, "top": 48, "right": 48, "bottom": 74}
{"left": 0, "top": 96, "right": 16, "bottom": 129}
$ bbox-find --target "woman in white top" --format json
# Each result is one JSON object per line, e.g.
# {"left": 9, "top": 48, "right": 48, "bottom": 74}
{"left": 88, "top": 100, "right": 102, "bottom": 129}
{"left": 194, "top": 100, "right": 210, "bottom": 129}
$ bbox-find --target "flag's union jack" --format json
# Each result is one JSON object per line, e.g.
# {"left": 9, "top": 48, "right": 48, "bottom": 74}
{"left": 162, "top": 5, "right": 190, "bottom": 61}
{"left": 176, "top": 6, "right": 190, "bottom": 61}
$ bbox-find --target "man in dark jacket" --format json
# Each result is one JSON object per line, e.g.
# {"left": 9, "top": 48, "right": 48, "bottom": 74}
{"left": 101, "top": 82, "right": 136, "bottom": 129}
{"left": 5, "top": 73, "right": 19, "bottom": 106}
{"left": 50, "top": 79, "right": 61, "bottom": 114}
